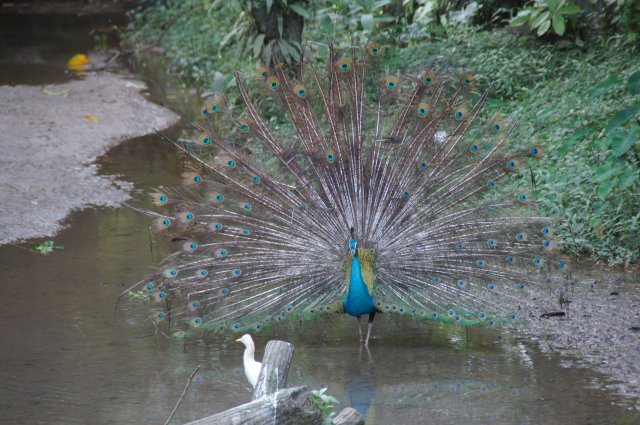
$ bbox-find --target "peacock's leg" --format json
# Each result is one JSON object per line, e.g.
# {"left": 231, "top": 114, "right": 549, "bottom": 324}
{"left": 364, "top": 312, "right": 376, "bottom": 345}
{"left": 357, "top": 315, "right": 363, "bottom": 342}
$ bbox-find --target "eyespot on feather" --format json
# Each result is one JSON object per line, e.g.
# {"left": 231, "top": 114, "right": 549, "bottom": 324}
{"left": 177, "top": 211, "right": 195, "bottom": 223}
{"left": 505, "top": 159, "right": 520, "bottom": 172}
{"left": 325, "top": 150, "right": 336, "bottom": 164}
{"left": 489, "top": 116, "right": 505, "bottom": 134}
{"left": 182, "top": 239, "right": 198, "bottom": 253}
{"left": 420, "top": 70, "right": 437, "bottom": 86}
{"left": 460, "top": 72, "right": 475, "bottom": 87}
{"left": 516, "top": 192, "right": 529, "bottom": 204}
{"left": 163, "top": 268, "right": 178, "bottom": 279}
{"left": 367, "top": 42, "right": 382, "bottom": 57}
{"left": 207, "top": 100, "right": 222, "bottom": 114}
{"left": 188, "top": 300, "right": 200, "bottom": 311}
{"left": 208, "top": 222, "right": 223, "bottom": 232}
{"left": 200, "top": 103, "right": 211, "bottom": 118}
{"left": 154, "top": 217, "right": 172, "bottom": 231}
{"left": 336, "top": 57, "right": 353, "bottom": 72}
{"left": 292, "top": 84, "right": 307, "bottom": 98}
{"left": 238, "top": 121, "right": 250, "bottom": 132}
{"left": 182, "top": 171, "right": 203, "bottom": 186}
{"left": 197, "top": 133, "right": 213, "bottom": 147}
{"left": 384, "top": 75, "right": 399, "bottom": 90}
{"left": 417, "top": 102, "right": 429, "bottom": 118}
{"left": 205, "top": 191, "right": 224, "bottom": 204}
{"left": 454, "top": 105, "right": 468, "bottom": 121}
{"left": 256, "top": 65, "right": 269, "bottom": 80}
{"left": 151, "top": 191, "right": 169, "bottom": 207}
{"left": 266, "top": 76, "right": 280, "bottom": 90}
{"left": 530, "top": 146, "right": 543, "bottom": 159}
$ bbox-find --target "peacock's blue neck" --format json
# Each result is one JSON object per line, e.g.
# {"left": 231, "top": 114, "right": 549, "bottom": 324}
{"left": 344, "top": 254, "right": 375, "bottom": 317}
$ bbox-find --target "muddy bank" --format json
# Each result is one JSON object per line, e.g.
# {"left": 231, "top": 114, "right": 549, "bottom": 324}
{"left": 0, "top": 71, "right": 179, "bottom": 244}
{"left": 518, "top": 269, "right": 640, "bottom": 409}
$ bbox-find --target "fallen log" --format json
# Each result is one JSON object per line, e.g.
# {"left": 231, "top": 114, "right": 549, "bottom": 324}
{"left": 184, "top": 385, "right": 321, "bottom": 425}
{"left": 333, "top": 407, "right": 366, "bottom": 425}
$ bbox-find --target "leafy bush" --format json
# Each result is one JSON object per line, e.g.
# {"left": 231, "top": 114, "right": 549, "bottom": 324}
{"left": 510, "top": 0, "right": 581, "bottom": 37}
{"left": 365, "top": 29, "right": 640, "bottom": 264}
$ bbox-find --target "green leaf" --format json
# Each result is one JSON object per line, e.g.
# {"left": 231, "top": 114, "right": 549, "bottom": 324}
{"left": 320, "top": 15, "right": 333, "bottom": 33}
{"left": 253, "top": 34, "right": 265, "bottom": 58}
{"left": 558, "top": 5, "right": 581, "bottom": 15}
{"left": 545, "top": 0, "right": 558, "bottom": 12}
{"left": 558, "top": 128, "right": 592, "bottom": 155}
{"left": 609, "top": 126, "right": 639, "bottom": 156}
{"left": 597, "top": 179, "right": 614, "bottom": 200}
{"left": 537, "top": 19, "right": 551, "bottom": 36}
{"left": 288, "top": 3, "right": 310, "bottom": 19}
{"left": 627, "top": 70, "right": 640, "bottom": 95}
{"left": 589, "top": 74, "right": 622, "bottom": 98}
{"left": 531, "top": 11, "right": 550, "bottom": 28}
{"left": 605, "top": 104, "right": 640, "bottom": 133}
{"left": 618, "top": 167, "right": 638, "bottom": 190}
{"left": 510, "top": 14, "right": 531, "bottom": 27}
{"left": 32, "top": 240, "right": 64, "bottom": 254}
{"left": 594, "top": 156, "right": 626, "bottom": 182}
{"left": 552, "top": 14, "right": 566, "bottom": 35}
{"left": 361, "top": 14, "right": 375, "bottom": 30}
{"left": 266, "top": 0, "right": 273, "bottom": 14}
{"left": 288, "top": 41, "right": 301, "bottom": 62}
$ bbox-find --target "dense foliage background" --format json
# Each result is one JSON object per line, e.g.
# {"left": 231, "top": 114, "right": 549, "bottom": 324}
{"left": 125, "top": 0, "right": 640, "bottom": 265}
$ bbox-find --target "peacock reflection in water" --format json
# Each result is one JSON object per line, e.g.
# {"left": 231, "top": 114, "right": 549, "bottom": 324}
{"left": 124, "top": 43, "right": 568, "bottom": 344}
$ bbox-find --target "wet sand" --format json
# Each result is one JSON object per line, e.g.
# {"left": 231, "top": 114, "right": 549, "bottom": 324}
{"left": 522, "top": 271, "right": 640, "bottom": 408}
{"left": 0, "top": 70, "right": 179, "bottom": 244}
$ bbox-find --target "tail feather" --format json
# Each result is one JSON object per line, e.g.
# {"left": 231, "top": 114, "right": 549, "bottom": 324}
{"left": 126, "top": 45, "right": 565, "bottom": 337}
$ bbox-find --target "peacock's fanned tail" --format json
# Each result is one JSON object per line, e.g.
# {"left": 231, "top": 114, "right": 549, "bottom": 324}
{"left": 128, "top": 45, "right": 566, "bottom": 336}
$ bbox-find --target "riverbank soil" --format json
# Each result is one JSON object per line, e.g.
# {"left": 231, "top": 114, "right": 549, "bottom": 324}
{"left": 0, "top": 5, "right": 179, "bottom": 244}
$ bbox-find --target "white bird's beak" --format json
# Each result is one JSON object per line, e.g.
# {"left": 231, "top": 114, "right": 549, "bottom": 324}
{"left": 235, "top": 338, "right": 242, "bottom": 342}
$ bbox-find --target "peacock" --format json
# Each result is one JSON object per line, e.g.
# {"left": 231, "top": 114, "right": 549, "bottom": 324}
{"left": 124, "top": 43, "right": 568, "bottom": 345}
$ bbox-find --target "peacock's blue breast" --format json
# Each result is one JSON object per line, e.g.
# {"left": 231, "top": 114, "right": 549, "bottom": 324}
{"left": 344, "top": 256, "right": 375, "bottom": 317}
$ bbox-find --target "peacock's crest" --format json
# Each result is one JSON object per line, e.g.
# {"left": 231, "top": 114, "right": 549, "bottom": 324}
{"left": 124, "top": 44, "right": 567, "bottom": 339}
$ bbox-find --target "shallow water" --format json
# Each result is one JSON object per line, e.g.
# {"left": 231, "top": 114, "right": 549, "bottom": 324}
{"left": 0, "top": 12, "right": 124, "bottom": 85}
{"left": 1, "top": 9, "right": 639, "bottom": 425}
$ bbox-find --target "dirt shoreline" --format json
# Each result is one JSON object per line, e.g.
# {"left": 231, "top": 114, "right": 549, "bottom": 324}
{"left": 0, "top": 70, "right": 179, "bottom": 245}
{"left": 515, "top": 269, "right": 640, "bottom": 410}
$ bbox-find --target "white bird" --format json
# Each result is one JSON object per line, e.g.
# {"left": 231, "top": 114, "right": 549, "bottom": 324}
{"left": 235, "top": 334, "right": 262, "bottom": 388}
